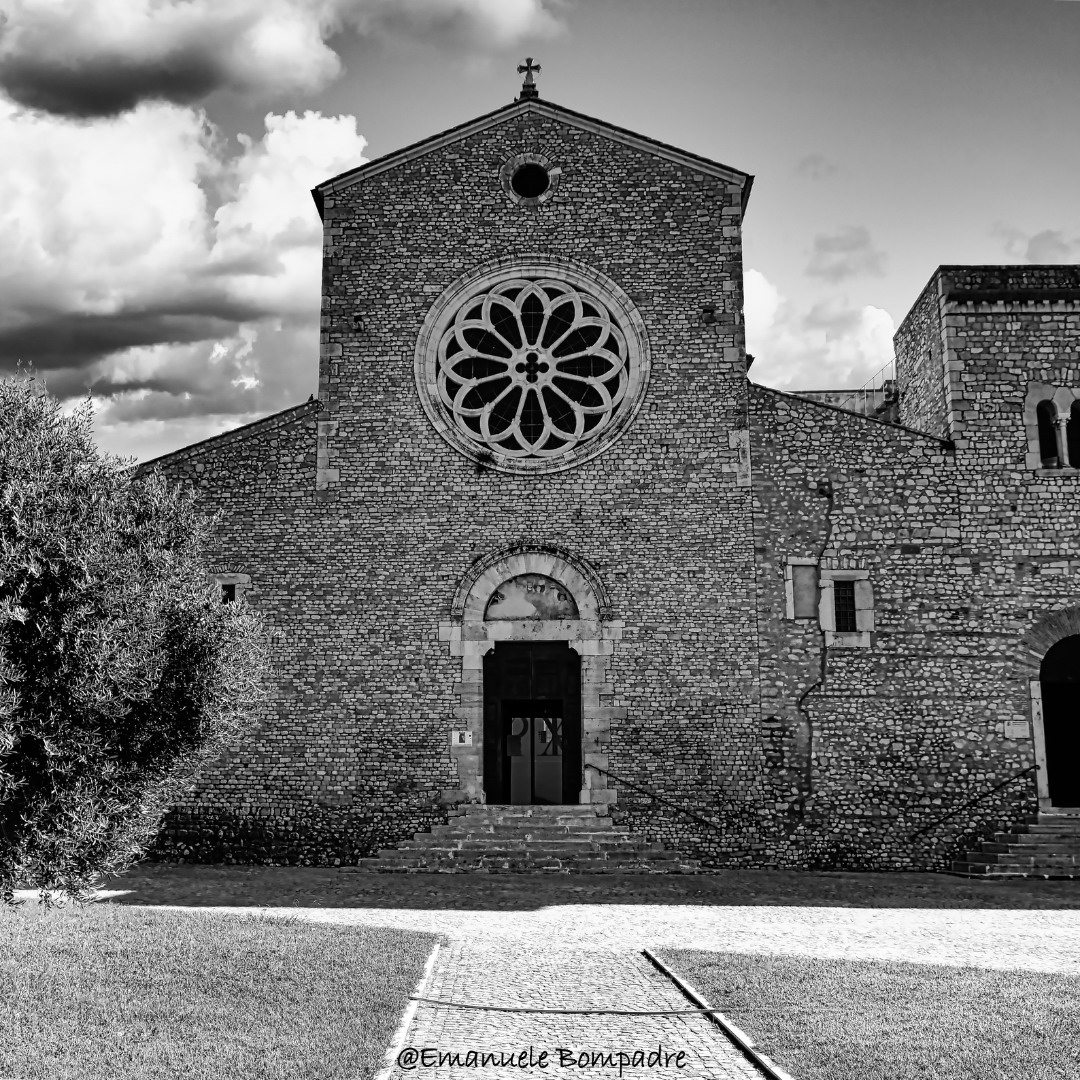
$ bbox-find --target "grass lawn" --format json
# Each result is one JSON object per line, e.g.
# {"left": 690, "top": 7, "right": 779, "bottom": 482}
{"left": 1, "top": 901, "right": 438, "bottom": 1080}
{"left": 661, "top": 950, "right": 1080, "bottom": 1080}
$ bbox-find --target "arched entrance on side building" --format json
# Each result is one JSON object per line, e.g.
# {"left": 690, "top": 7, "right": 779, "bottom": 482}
{"left": 1041, "top": 635, "right": 1080, "bottom": 808}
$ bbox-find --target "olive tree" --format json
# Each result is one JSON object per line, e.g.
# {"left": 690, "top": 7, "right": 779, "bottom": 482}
{"left": 0, "top": 377, "right": 267, "bottom": 903}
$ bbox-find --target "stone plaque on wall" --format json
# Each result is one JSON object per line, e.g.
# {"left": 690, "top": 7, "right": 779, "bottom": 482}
{"left": 1004, "top": 720, "right": 1030, "bottom": 740}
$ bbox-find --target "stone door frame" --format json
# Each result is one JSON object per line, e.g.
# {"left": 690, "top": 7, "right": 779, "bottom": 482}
{"left": 440, "top": 545, "right": 624, "bottom": 807}
{"left": 1028, "top": 679, "right": 1052, "bottom": 807}
{"left": 1017, "top": 607, "right": 1080, "bottom": 809}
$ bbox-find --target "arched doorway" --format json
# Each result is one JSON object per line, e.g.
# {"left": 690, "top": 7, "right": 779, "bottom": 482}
{"left": 444, "top": 545, "right": 620, "bottom": 808}
{"left": 1041, "top": 635, "right": 1080, "bottom": 807}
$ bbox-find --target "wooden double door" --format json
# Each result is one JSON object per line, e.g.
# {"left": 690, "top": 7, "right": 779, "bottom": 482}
{"left": 483, "top": 642, "right": 582, "bottom": 805}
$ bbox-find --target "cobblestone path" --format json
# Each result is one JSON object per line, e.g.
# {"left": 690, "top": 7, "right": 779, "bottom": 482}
{"left": 388, "top": 942, "right": 765, "bottom": 1080}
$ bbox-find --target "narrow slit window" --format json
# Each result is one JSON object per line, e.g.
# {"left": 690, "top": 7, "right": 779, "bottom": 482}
{"left": 833, "top": 580, "right": 857, "bottom": 633}
{"left": 1037, "top": 400, "right": 1059, "bottom": 467}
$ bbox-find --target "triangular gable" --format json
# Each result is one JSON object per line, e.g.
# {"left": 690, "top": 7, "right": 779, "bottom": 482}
{"left": 311, "top": 97, "right": 754, "bottom": 217}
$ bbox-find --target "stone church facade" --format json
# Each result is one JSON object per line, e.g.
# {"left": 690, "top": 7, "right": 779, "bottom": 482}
{"left": 144, "top": 85, "right": 1080, "bottom": 871}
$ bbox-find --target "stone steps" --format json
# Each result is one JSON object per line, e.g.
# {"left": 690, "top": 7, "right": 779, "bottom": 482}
{"left": 425, "top": 824, "right": 630, "bottom": 840}
{"left": 952, "top": 863, "right": 1080, "bottom": 878}
{"left": 369, "top": 842, "right": 667, "bottom": 858}
{"left": 396, "top": 839, "right": 660, "bottom": 853}
{"left": 456, "top": 810, "right": 608, "bottom": 827}
{"left": 359, "top": 854, "right": 686, "bottom": 874}
{"left": 980, "top": 840, "right": 1080, "bottom": 854}
{"left": 1010, "top": 825, "right": 1080, "bottom": 837}
{"left": 369, "top": 848, "right": 683, "bottom": 865}
{"left": 952, "top": 812, "right": 1080, "bottom": 878}
{"left": 351, "top": 804, "right": 700, "bottom": 874}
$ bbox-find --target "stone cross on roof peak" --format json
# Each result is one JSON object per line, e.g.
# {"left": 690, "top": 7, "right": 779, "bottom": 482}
{"left": 517, "top": 57, "right": 541, "bottom": 99}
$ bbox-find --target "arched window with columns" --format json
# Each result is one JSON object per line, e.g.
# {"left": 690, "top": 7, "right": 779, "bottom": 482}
{"left": 1026, "top": 383, "right": 1080, "bottom": 470}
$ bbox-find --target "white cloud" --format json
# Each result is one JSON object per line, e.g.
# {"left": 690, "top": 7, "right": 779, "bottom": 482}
{"left": 0, "top": 97, "right": 219, "bottom": 315}
{"left": 805, "top": 225, "right": 887, "bottom": 283}
{"left": 745, "top": 269, "right": 896, "bottom": 391}
{"left": 794, "top": 153, "right": 837, "bottom": 180}
{"left": 0, "top": 0, "right": 341, "bottom": 115}
{"left": 0, "top": 0, "right": 563, "bottom": 116}
{"left": 210, "top": 111, "right": 362, "bottom": 317}
{"left": 91, "top": 409, "right": 270, "bottom": 464}
{"left": 994, "top": 223, "right": 1080, "bottom": 263}
{"left": 0, "top": 99, "right": 367, "bottom": 456}
{"left": 347, "top": 0, "right": 563, "bottom": 44}
{"left": 0, "top": 0, "right": 564, "bottom": 458}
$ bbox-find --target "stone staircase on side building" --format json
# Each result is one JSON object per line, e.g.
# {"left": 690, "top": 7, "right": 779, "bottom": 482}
{"left": 952, "top": 811, "right": 1080, "bottom": 878}
{"left": 352, "top": 804, "right": 700, "bottom": 874}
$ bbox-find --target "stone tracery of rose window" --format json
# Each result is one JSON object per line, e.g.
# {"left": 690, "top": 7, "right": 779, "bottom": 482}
{"left": 435, "top": 278, "right": 630, "bottom": 459}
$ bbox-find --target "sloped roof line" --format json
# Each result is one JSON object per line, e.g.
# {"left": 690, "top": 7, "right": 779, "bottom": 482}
{"left": 749, "top": 383, "right": 949, "bottom": 445}
{"left": 311, "top": 97, "right": 753, "bottom": 217}
{"left": 136, "top": 399, "right": 321, "bottom": 473}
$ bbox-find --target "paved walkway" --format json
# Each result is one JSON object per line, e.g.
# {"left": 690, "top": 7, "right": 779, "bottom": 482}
{"left": 120, "top": 887, "right": 1080, "bottom": 975}
{"left": 392, "top": 943, "right": 764, "bottom": 1079}
{"left": 208, "top": 895, "right": 1080, "bottom": 976}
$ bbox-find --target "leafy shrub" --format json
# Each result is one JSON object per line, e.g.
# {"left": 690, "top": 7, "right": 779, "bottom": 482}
{"left": 0, "top": 378, "right": 268, "bottom": 902}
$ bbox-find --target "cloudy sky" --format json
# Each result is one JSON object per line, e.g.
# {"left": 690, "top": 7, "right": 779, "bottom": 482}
{"left": 2, "top": 0, "right": 1078, "bottom": 461}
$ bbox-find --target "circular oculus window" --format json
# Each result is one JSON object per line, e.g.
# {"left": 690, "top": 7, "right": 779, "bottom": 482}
{"left": 511, "top": 163, "right": 550, "bottom": 199}
{"left": 500, "top": 152, "right": 561, "bottom": 207}
{"left": 415, "top": 260, "right": 650, "bottom": 473}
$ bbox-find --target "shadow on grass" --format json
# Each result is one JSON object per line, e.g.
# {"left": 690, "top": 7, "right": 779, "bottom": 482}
{"left": 99, "top": 864, "right": 1080, "bottom": 912}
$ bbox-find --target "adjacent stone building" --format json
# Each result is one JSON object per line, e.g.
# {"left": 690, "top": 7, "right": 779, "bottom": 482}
{"left": 144, "top": 81, "right": 1080, "bottom": 871}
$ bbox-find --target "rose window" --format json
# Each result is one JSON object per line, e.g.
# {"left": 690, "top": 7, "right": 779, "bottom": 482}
{"left": 435, "top": 278, "right": 632, "bottom": 459}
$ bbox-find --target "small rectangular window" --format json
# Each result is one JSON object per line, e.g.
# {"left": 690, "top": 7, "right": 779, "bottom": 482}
{"left": 221, "top": 583, "right": 236, "bottom": 603}
{"left": 833, "top": 580, "right": 857, "bottom": 632}
{"left": 791, "top": 565, "right": 819, "bottom": 619}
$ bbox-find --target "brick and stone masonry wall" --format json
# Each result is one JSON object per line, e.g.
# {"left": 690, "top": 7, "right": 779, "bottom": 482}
{"left": 737, "top": 268, "right": 1080, "bottom": 869}
{"left": 139, "top": 113, "right": 1080, "bottom": 871}
{"left": 145, "top": 106, "right": 763, "bottom": 867}
{"left": 621, "top": 266, "right": 1078, "bottom": 870}
{"left": 893, "top": 267, "right": 1080, "bottom": 675}
{"left": 893, "top": 267, "right": 1080, "bottom": 856}
{"left": 893, "top": 273, "right": 950, "bottom": 440}
{"left": 139, "top": 402, "right": 450, "bottom": 864}
{"left": 318, "top": 108, "right": 759, "bottom": 865}
{"left": 895, "top": 265, "right": 1080, "bottom": 441}
{"left": 748, "top": 387, "right": 1041, "bottom": 869}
